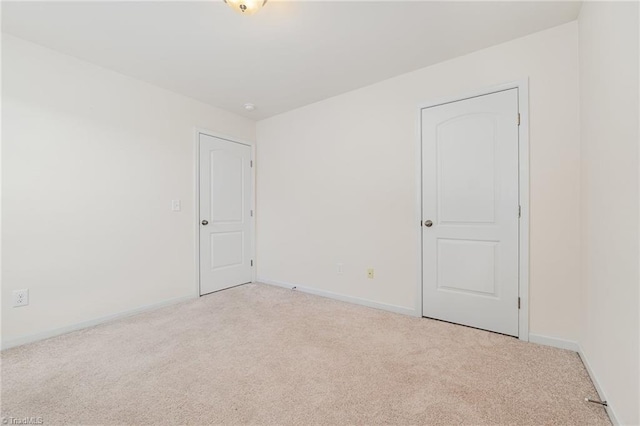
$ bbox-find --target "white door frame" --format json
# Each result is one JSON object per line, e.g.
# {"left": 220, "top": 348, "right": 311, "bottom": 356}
{"left": 194, "top": 128, "right": 257, "bottom": 297}
{"left": 415, "top": 80, "right": 530, "bottom": 341}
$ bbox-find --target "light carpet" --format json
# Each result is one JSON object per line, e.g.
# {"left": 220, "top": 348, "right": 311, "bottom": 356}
{"left": 1, "top": 283, "right": 610, "bottom": 425}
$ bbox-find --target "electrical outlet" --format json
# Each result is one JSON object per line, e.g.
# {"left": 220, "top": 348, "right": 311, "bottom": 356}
{"left": 13, "top": 289, "right": 29, "bottom": 307}
{"left": 171, "top": 200, "right": 181, "bottom": 212}
{"left": 367, "top": 268, "right": 374, "bottom": 279}
{"left": 337, "top": 263, "right": 344, "bottom": 274}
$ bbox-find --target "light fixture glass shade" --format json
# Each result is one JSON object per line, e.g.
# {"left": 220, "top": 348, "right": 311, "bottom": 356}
{"left": 224, "top": 0, "right": 267, "bottom": 15}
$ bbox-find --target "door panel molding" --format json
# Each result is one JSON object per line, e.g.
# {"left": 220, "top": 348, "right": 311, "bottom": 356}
{"left": 194, "top": 128, "right": 256, "bottom": 298}
{"left": 415, "top": 80, "right": 530, "bottom": 341}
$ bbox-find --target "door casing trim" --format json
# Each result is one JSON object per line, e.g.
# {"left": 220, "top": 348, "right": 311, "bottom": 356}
{"left": 194, "top": 128, "right": 257, "bottom": 297}
{"left": 415, "top": 80, "right": 530, "bottom": 341}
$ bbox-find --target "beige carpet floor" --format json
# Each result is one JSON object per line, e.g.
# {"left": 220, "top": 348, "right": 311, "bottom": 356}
{"left": 2, "top": 283, "right": 609, "bottom": 425}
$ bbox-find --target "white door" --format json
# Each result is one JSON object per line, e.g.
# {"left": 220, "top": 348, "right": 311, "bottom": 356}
{"left": 199, "top": 133, "right": 253, "bottom": 295}
{"left": 421, "top": 89, "right": 520, "bottom": 336}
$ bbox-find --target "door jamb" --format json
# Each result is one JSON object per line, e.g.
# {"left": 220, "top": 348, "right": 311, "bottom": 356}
{"left": 415, "top": 80, "right": 530, "bottom": 341}
{"left": 194, "top": 128, "right": 257, "bottom": 298}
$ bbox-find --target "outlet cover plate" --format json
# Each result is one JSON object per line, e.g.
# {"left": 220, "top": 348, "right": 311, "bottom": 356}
{"left": 13, "top": 289, "right": 29, "bottom": 307}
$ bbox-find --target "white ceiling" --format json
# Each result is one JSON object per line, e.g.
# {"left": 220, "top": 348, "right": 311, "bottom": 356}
{"left": 2, "top": 1, "right": 581, "bottom": 119}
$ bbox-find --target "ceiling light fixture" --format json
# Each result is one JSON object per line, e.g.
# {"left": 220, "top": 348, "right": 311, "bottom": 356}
{"left": 224, "top": 0, "right": 268, "bottom": 15}
{"left": 243, "top": 103, "right": 256, "bottom": 112}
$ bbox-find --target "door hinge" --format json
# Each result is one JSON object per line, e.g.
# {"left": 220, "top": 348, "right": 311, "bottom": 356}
{"left": 251, "top": 259, "right": 253, "bottom": 267}
{"left": 250, "top": 160, "right": 253, "bottom": 167}
{"left": 420, "top": 220, "right": 423, "bottom": 227}
{"left": 518, "top": 205, "right": 521, "bottom": 218}
{"left": 517, "top": 113, "right": 521, "bottom": 126}
{"left": 251, "top": 210, "right": 254, "bottom": 217}
{"left": 518, "top": 297, "right": 521, "bottom": 309}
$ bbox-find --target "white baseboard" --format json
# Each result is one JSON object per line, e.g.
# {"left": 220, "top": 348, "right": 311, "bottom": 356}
{"left": 257, "top": 277, "right": 416, "bottom": 317}
{"left": 528, "top": 333, "right": 579, "bottom": 351}
{"left": 578, "top": 344, "right": 619, "bottom": 425}
{"left": 1, "top": 294, "right": 196, "bottom": 350}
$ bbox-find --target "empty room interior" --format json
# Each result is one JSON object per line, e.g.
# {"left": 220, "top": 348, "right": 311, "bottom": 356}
{"left": 1, "top": 0, "right": 639, "bottom": 424}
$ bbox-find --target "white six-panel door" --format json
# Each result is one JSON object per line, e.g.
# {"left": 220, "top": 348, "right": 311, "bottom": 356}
{"left": 421, "top": 89, "right": 520, "bottom": 336}
{"left": 199, "top": 134, "right": 253, "bottom": 295}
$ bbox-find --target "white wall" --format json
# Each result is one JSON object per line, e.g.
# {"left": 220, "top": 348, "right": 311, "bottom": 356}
{"left": 257, "top": 22, "right": 581, "bottom": 341}
{"left": 578, "top": 2, "right": 639, "bottom": 424}
{"left": 1, "top": 35, "right": 255, "bottom": 346}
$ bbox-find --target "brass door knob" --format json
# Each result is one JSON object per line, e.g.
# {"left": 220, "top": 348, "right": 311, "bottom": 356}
{"left": 424, "top": 220, "right": 433, "bottom": 227}
{"left": 202, "top": 220, "right": 209, "bottom": 226}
